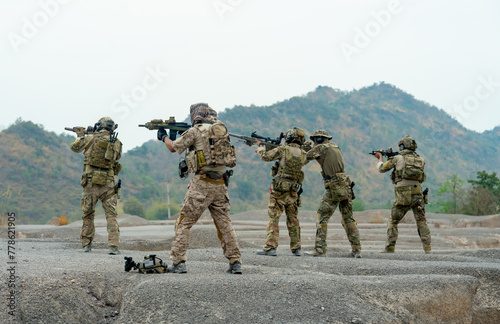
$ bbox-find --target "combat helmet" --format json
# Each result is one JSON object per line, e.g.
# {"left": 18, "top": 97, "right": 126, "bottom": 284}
{"left": 310, "top": 130, "right": 332, "bottom": 140}
{"left": 96, "top": 117, "right": 117, "bottom": 131}
{"left": 398, "top": 135, "right": 417, "bottom": 151}
{"left": 190, "top": 103, "right": 217, "bottom": 125}
{"left": 285, "top": 127, "right": 305, "bottom": 145}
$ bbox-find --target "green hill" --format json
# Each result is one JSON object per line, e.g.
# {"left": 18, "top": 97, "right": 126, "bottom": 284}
{"left": 1, "top": 83, "right": 498, "bottom": 223}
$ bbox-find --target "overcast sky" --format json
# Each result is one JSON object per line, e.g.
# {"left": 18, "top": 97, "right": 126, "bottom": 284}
{"left": 1, "top": 0, "right": 499, "bottom": 151}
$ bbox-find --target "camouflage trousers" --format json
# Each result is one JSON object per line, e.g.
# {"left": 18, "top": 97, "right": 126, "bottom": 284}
{"left": 314, "top": 189, "right": 361, "bottom": 253}
{"left": 386, "top": 186, "right": 431, "bottom": 251}
{"left": 171, "top": 174, "right": 241, "bottom": 265}
{"left": 263, "top": 189, "right": 301, "bottom": 251}
{"left": 80, "top": 181, "right": 119, "bottom": 247}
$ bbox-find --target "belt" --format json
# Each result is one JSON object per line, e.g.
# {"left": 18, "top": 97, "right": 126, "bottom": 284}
{"left": 199, "top": 175, "right": 225, "bottom": 185}
{"left": 323, "top": 175, "right": 338, "bottom": 181}
{"left": 197, "top": 170, "right": 223, "bottom": 180}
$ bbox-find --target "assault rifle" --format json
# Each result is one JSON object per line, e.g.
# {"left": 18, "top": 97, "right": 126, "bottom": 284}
{"left": 139, "top": 117, "right": 190, "bottom": 141}
{"left": 229, "top": 131, "right": 284, "bottom": 151}
{"left": 64, "top": 126, "right": 95, "bottom": 135}
{"left": 369, "top": 147, "right": 399, "bottom": 157}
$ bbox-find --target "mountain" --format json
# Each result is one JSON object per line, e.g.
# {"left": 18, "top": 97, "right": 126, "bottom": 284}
{"left": 1, "top": 83, "right": 498, "bottom": 223}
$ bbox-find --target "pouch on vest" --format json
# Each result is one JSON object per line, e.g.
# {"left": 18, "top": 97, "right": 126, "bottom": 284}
{"left": 91, "top": 170, "right": 108, "bottom": 186}
{"left": 272, "top": 180, "right": 295, "bottom": 192}
{"left": 196, "top": 150, "right": 207, "bottom": 169}
{"left": 328, "top": 179, "right": 349, "bottom": 201}
{"left": 113, "top": 162, "right": 122, "bottom": 175}
{"left": 80, "top": 174, "right": 88, "bottom": 187}
{"left": 394, "top": 186, "right": 412, "bottom": 207}
{"left": 105, "top": 142, "right": 115, "bottom": 161}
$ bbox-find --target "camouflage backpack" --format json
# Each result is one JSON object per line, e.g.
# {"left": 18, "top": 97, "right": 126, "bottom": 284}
{"left": 207, "top": 120, "right": 236, "bottom": 168}
{"left": 401, "top": 151, "right": 426, "bottom": 182}
{"left": 190, "top": 121, "right": 237, "bottom": 172}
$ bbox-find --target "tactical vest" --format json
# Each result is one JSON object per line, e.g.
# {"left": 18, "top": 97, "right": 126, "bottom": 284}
{"left": 393, "top": 151, "right": 426, "bottom": 183}
{"left": 85, "top": 132, "right": 117, "bottom": 170}
{"left": 186, "top": 121, "right": 237, "bottom": 174}
{"left": 276, "top": 145, "right": 304, "bottom": 183}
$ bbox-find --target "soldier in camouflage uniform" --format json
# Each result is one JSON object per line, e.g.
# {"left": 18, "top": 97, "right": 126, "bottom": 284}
{"left": 374, "top": 135, "right": 431, "bottom": 253}
{"left": 70, "top": 117, "right": 122, "bottom": 255}
{"left": 160, "top": 103, "right": 242, "bottom": 274}
{"left": 255, "top": 127, "right": 307, "bottom": 257}
{"left": 304, "top": 130, "right": 361, "bottom": 258}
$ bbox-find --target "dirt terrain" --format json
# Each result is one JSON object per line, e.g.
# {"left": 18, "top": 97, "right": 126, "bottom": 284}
{"left": 1, "top": 210, "right": 499, "bottom": 323}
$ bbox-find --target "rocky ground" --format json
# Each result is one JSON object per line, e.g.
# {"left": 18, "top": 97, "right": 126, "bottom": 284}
{"left": 1, "top": 210, "right": 499, "bottom": 324}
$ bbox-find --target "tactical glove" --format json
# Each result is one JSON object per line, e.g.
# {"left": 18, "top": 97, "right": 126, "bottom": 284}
{"left": 157, "top": 128, "right": 167, "bottom": 141}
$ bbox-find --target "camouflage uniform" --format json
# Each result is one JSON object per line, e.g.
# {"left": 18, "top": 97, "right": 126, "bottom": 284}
{"left": 305, "top": 139, "right": 361, "bottom": 254}
{"left": 170, "top": 117, "right": 241, "bottom": 266}
{"left": 70, "top": 124, "right": 122, "bottom": 249}
{"left": 377, "top": 138, "right": 431, "bottom": 253}
{"left": 256, "top": 142, "right": 307, "bottom": 252}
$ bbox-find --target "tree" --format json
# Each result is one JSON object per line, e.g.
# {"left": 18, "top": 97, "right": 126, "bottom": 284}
{"left": 461, "top": 186, "right": 498, "bottom": 216}
{"left": 468, "top": 171, "right": 500, "bottom": 203}
{"left": 466, "top": 171, "right": 500, "bottom": 215}
{"left": 123, "top": 197, "right": 145, "bottom": 217}
{"left": 435, "top": 174, "right": 465, "bottom": 214}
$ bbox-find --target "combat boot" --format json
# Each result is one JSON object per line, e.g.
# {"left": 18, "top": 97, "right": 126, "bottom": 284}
{"left": 169, "top": 261, "right": 187, "bottom": 274}
{"left": 424, "top": 245, "right": 432, "bottom": 254}
{"left": 108, "top": 246, "right": 120, "bottom": 255}
{"left": 304, "top": 248, "right": 326, "bottom": 257}
{"left": 380, "top": 246, "right": 395, "bottom": 253}
{"left": 256, "top": 248, "right": 277, "bottom": 256}
{"left": 83, "top": 244, "right": 92, "bottom": 253}
{"left": 292, "top": 248, "right": 302, "bottom": 256}
{"left": 350, "top": 249, "right": 362, "bottom": 258}
{"left": 227, "top": 261, "right": 242, "bottom": 274}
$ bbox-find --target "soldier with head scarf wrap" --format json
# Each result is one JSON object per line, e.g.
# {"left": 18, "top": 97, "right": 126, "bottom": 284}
{"left": 159, "top": 103, "right": 241, "bottom": 274}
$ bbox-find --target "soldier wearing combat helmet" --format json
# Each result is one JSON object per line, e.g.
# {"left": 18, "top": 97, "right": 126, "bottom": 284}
{"left": 255, "top": 127, "right": 307, "bottom": 257}
{"left": 159, "top": 103, "right": 242, "bottom": 274}
{"left": 373, "top": 135, "right": 431, "bottom": 254}
{"left": 304, "top": 130, "right": 361, "bottom": 258}
{"left": 70, "top": 117, "right": 122, "bottom": 255}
